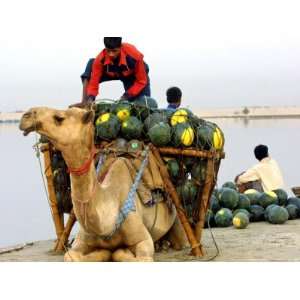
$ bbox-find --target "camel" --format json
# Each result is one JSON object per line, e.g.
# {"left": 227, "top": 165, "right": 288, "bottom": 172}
{"left": 19, "top": 106, "right": 188, "bottom": 262}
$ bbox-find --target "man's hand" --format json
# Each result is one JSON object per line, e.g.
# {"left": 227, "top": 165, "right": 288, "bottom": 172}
{"left": 234, "top": 171, "right": 245, "bottom": 184}
{"left": 69, "top": 96, "right": 95, "bottom": 109}
{"left": 120, "top": 93, "right": 130, "bottom": 101}
{"left": 69, "top": 101, "right": 93, "bottom": 109}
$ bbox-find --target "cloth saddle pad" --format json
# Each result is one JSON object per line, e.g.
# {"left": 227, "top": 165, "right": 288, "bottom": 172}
{"left": 95, "top": 140, "right": 165, "bottom": 205}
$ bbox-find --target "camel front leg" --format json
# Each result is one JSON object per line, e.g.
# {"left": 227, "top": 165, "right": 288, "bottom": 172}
{"left": 113, "top": 213, "right": 155, "bottom": 262}
{"left": 65, "top": 248, "right": 112, "bottom": 262}
{"left": 112, "top": 238, "right": 154, "bottom": 262}
{"left": 64, "top": 231, "right": 112, "bottom": 262}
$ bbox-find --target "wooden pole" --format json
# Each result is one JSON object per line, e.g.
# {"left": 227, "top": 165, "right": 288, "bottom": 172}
{"left": 42, "top": 143, "right": 65, "bottom": 247}
{"left": 195, "top": 157, "right": 217, "bottom": 250}
{"left": 55, "top": 209, "right": 77, "bottom": 252}
{"left": 150, "top": 145, "right": 203, "bottom": 256}
{"left": 158, "top": 147, "right": 225, "bottom": 159}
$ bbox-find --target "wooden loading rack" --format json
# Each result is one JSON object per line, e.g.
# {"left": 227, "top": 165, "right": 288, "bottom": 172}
{"left": 41, "top": 142, "right": 225, "bottom": 257}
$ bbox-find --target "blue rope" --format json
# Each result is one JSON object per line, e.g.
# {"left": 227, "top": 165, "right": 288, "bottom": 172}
{"left": 101, "top": 147, "right": 149, "bottom": 240}
{"left": 96, "top": 153, "right": 106, "bottom": 175}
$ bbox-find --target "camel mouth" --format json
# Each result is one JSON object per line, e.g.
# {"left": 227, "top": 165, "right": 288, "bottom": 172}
{"left": 20, "top": 121, "right": 42, "bottom": 136}
{"left": 21, "top": 125, "right": 35, "bottom": 136}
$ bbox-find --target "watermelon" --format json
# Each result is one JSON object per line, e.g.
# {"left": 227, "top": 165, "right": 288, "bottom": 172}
{"left": 132, "top": 96, "right": 158, "bottom": 120}
{"left": 212, "top": 189, "right": 219, "bottom": 198}
{"left": 214, "top": 208, "right": 233, "bottom": 227}
{"left": 233, "top": 212, "right": 249, "bottom": 229}
{"left": 167, "top": 159, "right": 180, "bottom": 179}
{"left": 173, "top": 123, "right": 195, "bottom": 147}
{"left": 287, "top": 197, "right": 300, "bottom": 210}
{"left": 233, "top": 208, "right": 251, "bottom": 219}
{"left": 61, "top": 191, "right": 72, "bottom": 214}
{"left": 127, "top": 139, "right": 143, "bottom": 153}
{"left": 121, "top": 116, "right": 143, "bottom": 140}
{"left": 258, "top": 191, "right": 278, "bottom": 208}
{"left": 244, "top": 189, "right": 261, "bottom": 205}
{"left": 180, "top": 179, "right": 198, "bottom": 204}
{"left": 264, "top": 204, "right": 279, "bottom": 221}
{"left": 268, "top": 206, "right": 289, "bottom": 224}
{"left": 212, "top": 125, "right": 224, "bottom": 150}
{"left": 285, "top": 204, "right": 299, "bottom": 220}
{"left": 196, "top": 123, "right": 224, "bottom": 150}
{"left": 191, "top": 161, "right": 206, "bottom": 182}
{"left": 219, "top": 188, "right": 239, "bottom": 209}
{"left": 196, "top": 125, "right": 213, "bottom": 149}
{"left": 209, "top": 195, "right": 221, "bottom": 214}
{"left": 53, "top": 169, "right": 65, "bottom": 186}
{"left": 222, "top": 181, "right": 237, "bottom": 190}
{"left": 114, "top": 102, "right": 132, "bottom": 122}
{"left": 237, "top": 194, "right": 251, "bottom": 210}
{"left": 181, "top": 157, "right": 195, "bottom": 172}
{"left": 148, "top": 122, "right": 171, "bottom": 146}
{"left": 95, "top": 100, "right": 114, "bottom": 115}
{"left": 95, "top": 113, "right": 120, "bottom": 140}
{"left": 273, "top": 189, "right": 288, "bottom": 206}
{"left": 113, "top": 138, "right": 127, "bottom": 151}
{"left": 51, "top": 152, "right": 65, "bottom": 169}
{"left": 144, "top": 112, "right": 168, "bottom": 131}
{"left": 55, "top": 191, "right": 64, "bottom": 213}
{"left": 170, "top": 108, "right": 192, "bottom": 126}
{"left": 249, "top": 205, "right": 265, "bottom": 222}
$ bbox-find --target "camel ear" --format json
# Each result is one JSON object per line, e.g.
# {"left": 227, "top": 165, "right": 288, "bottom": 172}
{"left": 82, "top": 110, "right": 94, "bottom": 124}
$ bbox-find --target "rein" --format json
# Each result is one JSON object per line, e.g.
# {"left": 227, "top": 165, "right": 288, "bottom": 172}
{"left": 68, "top": 146, "right": 97, "bottom": 176}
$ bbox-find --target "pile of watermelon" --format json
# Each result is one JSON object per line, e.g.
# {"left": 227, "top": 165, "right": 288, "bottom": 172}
{"left": 93, "top": 99, "right": 225, "bottom": 150}
{"left": 91, "top": 99, "right": 225, "bottom": 221}
{"left": 206, "top": 182, "right": 300, "bottom": 230}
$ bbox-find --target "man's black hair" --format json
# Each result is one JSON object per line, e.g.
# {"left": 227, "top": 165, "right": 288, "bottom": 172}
{"left": 254, "top": 144, "right": 269, "bottom": 161}
{"left": 104, "top": 37, "right": 122, "bottom": 49}
{"left": 166, "top": 86, "right": 182, "bottom": 103}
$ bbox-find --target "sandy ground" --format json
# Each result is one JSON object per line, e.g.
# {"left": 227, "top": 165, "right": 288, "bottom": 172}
{"left": 1, "top": 219, "right": 300, "bottom": 262}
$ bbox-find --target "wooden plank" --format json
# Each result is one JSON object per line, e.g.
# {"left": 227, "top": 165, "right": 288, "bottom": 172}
{"left": 55, "top": 210, "right": 76, "bottom": 252}
{"left": 194, "top": 158, "right": 218, "bottom": 251}
{"left": 150, "top": 145, "right": 203, "bottom": 256}
{"left": 43, "top": 144, "right": 65, "bottom": 246}
{"left": 158, "top": 147, "right": 225, "bottom": 159}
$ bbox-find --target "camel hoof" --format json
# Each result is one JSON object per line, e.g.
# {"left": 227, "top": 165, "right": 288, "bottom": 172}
{"left": 64, "top": 250, "right": 81, "bottom": 262}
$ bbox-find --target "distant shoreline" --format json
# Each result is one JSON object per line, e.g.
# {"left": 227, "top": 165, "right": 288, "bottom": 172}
{"left": 1, "top": 105, "right": 300, "bottom": 123}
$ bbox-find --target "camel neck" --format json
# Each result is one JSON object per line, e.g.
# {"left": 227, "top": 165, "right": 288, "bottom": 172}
{"left": 61, "top": 145, "right": 98, "bottom": 203}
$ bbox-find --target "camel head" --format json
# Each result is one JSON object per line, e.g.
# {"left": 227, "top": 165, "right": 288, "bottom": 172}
{"left": 19, "top": 107, "right": 95, "bottom": 152}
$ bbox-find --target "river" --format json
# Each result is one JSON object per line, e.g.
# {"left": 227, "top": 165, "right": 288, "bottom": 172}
{"left": 1, "top": 118, "right": 300, "bottom": 248}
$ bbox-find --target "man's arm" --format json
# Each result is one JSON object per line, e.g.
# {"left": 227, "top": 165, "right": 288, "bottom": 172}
{"left": 123, "top": 58, "right": 148, "bottom": 99}
{"left": 237, "top": 167, "right": 260, "bottom": 184}
{"left": 86, "top": 56, "right": 103, "bottom": 100}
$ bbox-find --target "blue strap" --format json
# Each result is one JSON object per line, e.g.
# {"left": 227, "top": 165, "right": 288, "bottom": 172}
{"left": 96, "top": 153, "right": 106, "bottom": 175}
{"left": 101, "top": 147, "right": 149, "bottom": 240}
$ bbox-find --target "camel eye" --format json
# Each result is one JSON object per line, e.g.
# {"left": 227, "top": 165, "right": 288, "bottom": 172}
{"left": 53, "top": 115, "right": 65, "bottom": 125}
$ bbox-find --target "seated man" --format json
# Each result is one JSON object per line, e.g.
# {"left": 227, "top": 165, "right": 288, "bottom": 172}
{"left": 81, "top": 37, "right": 150, "bottom": 104}
{"left": 165, "top": 86, "right": 182, "bottom": 111}
{"left": 235, "top": 144, "right": 285, "bottom": 192}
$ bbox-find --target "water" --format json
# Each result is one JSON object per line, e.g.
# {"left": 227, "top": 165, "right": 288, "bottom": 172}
{"left": 1, "top": 118, "right": 300, "bottom": 248}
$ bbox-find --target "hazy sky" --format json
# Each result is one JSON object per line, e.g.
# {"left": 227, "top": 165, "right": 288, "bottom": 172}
{"left": 1, "top": 0, "right": 299, "bottom": 111}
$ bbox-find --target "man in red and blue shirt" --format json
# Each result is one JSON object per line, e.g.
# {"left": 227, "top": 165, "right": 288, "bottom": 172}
{"left": 81, "top": 37, "right": 151, "bottom": 104}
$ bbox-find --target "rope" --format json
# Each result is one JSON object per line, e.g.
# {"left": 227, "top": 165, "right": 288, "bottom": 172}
{"left": 100, "top": 146, "right": 150, "bottom": 240}
{"left": 149, "top": 199, "right": 158, "bottom": 234}
{"left": 32, "top": 126, "right": 54, "bottom": 224}
{"left": 204, "top": 213, "right": 220, "bottom": 261}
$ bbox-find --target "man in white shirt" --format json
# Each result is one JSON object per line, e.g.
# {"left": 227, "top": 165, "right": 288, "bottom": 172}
{"left": 236, "top": 144, "right": 285, "bottom": 192}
